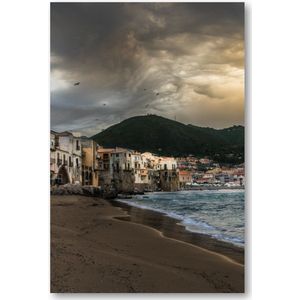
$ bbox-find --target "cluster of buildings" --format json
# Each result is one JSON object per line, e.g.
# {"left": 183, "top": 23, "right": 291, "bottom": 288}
{"left": 50, "top": 131, "right": 179, "bottom": 193}
{"left": 177, "top": 156, "right": 245, "bottom": 188}
{"left": 50, "top": 131, "right": 244, "bottom": 193}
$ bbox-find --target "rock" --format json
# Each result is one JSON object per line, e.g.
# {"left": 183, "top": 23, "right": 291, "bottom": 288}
{"left": 51, "top": 184, "right": 105, "bottom": 198}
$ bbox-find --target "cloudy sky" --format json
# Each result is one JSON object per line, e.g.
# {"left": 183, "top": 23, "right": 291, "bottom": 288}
{"left": 51, "top": 2, "right": 244, "bottom": 136}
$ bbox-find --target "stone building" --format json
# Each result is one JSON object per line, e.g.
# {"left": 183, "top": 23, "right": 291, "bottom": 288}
{"left": 139, "top": 152, "right": 160, "bottom": 190}
{"left": 95, "top": 148, "right": 180, "bottom": 192}
{"left": 96, "top": 147, "right": 135, "bottom": 193}
{"left": 81, "top": 137, "right": 100, "bottom": 186}
{"left": 50, "top": 131, "right": 82, "bottom": 185}
{"left": 179, "top": 170, "right": 193, "bottom": 188}
{"left": 139, "top": 153, "right": 179, "bottom": 191}
{"left": 96, "top": 148, "right": 115, "bottom": 187}
{"left": 158, "top": 169, "right": 179, "bottom": 191}
{"left": 131, "top": 151, "right": 142, "bottom": 184}
{"left": 157, "top": 157, "right": 179, "bottom": 191}
{"left": 110, "top": 148, "right": 135, "bottom": 193}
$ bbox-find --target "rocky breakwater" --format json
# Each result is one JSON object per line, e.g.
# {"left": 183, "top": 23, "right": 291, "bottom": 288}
{"left": 51, "top": 184, "right": 118, "bottom": 199}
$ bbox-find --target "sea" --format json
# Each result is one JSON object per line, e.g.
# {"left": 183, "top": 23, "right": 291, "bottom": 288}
{"left": 118, "top": 189, "right": 245, "bottom": 247}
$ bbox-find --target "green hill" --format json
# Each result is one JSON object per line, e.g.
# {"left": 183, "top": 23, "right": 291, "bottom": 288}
{"left": 91, "top": 115, "right": 244, "bottom": 164}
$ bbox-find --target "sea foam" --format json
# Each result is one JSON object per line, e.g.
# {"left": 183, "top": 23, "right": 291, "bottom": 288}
{"left": 118, "top": 189, "right": 245, "bottom": 247}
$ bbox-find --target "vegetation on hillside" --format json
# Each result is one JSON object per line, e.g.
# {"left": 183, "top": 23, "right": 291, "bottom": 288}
{"left": 91, "top": 115, "right": 244, "bottom": 164}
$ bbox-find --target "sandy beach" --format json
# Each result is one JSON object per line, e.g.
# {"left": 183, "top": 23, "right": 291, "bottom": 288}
{"left": 51, "top": 195, "right": 244, "bottom": 293}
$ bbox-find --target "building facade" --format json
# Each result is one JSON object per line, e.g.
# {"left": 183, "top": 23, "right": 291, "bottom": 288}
{"left": 157, "top": 157, "right": 179, "bottom": 191}
{"left": 179, "top": 170, "right": 193, "bottom": 188}
{"left": 81, "top": 137, "right": 100, "bottom": 186}
{"left": 50, "top": 131, "right": 82, "bottom": 185}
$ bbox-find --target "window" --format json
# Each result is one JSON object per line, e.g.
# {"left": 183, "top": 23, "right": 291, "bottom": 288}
{"left": 76, "top": 158, "right": 79, "bottom": 167}
{"left": 57, "top": 153, "right": 62, "bottom": 166}
{"left": 69, "top": 156, "right": 71, "bottom": 167}
{"left": 116, "top": 153, "right": 119, "bottom": 158}
{"left": 54, "top": 136, "right": 59, "bottom": 147}
{"left": 76, "top": 140, "right": 80, "bottom": 151}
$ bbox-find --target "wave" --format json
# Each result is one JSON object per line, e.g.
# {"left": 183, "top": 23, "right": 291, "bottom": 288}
{"left": 116, "top": 197, "right": 244, "bottom": 247}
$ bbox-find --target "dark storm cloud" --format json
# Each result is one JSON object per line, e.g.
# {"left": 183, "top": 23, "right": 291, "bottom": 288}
{"left": 51, "top": 2, "right": 244, "bottom": 136}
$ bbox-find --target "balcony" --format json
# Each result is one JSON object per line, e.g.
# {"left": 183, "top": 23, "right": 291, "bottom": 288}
{"left": 57, "top": 159, "right": 62, "bottom": 166}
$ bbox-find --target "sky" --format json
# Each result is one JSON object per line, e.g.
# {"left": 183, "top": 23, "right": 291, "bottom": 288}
{"left": 51, "top": 2, "right": 244, "bottom": 136}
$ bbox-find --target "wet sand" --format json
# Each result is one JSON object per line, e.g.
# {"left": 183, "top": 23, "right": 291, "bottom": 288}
{"left": 112, "top": 200, "right": 244, "bottom": 265}
{"left": 51, "top": 195, "right": 244, "bottom": 293}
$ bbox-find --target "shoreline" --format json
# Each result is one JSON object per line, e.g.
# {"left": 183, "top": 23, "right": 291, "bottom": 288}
{"left": 51, "top": 195, "right": 244, "bottom": 292}
{"left": 112, "top": 199, "right": 244, "bottom": 265}
{"left": 180, "top": 186, "right": 244, "bottom": 191}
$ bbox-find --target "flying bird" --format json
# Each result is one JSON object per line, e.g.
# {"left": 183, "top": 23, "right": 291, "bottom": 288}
{"left": 156, "top": 93, "right": 160, "bottom": 96}
{"left": 145, "top": 104, "right": 149, "bottom": 108}
{"left": 103, "top": 103, "right": 106, "bottom": 106}
{"left": 74, "top": 82, "right": 80, "bottom": 86}
{"left": 144, "top": 88, "right": 147, "bottom": 91}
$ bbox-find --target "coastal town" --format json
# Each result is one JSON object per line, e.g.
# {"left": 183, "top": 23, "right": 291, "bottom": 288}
{"left": 47, "top": 2, "right": 247, "bottom": 294}
{"left": 50, "top": 130, "right": 245, "bottom": 194}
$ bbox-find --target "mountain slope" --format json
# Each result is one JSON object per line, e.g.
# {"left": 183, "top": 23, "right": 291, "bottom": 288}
{"left": 91, "top": 115, "right": 244, "bottom": 163}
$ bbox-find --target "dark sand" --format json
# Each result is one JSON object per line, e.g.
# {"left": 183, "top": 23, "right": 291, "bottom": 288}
{"left": 112, "top": 200, "right": 244, "bottom": 265}
{"left": 51, "top": 195, "right": 244, "bottom": 293}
